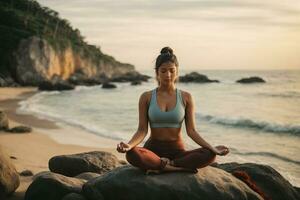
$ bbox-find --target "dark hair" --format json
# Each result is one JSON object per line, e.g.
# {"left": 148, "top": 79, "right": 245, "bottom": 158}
{"left": 155, "top": 47, "right": 179, "bottom": 74}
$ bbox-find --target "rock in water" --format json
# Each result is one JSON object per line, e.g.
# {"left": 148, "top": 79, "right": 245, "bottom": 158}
{"left": 82, "top": 165, "right": 263, "bottom": 200}
{"left": 236, "top": 77, "right": 265, "bottom": 83}
{"left": 179, "top": 72, "right": 219, "bottom": 83}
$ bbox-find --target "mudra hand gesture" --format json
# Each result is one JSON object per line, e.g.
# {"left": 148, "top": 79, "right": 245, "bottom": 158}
{"left": 214, "top": 145, "right": 230, "bottom": 156}
{"left": 117, "top": 142, "right": 132, "bottom": 153}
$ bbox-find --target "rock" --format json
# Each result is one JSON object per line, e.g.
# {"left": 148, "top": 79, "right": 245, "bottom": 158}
{"left": 102, "top": 82, "right": 116, "bottom": 89}
{"left": 7, "top": 125, "right": 32, "bottom": 133}
{"left": 24, "top": 171, "right": 85, "bottom": 200}
{"left": 38, "top": 78, "right": 75, "bottom": 91}
{"left": 62, "top": 193, "right": 87, "bottom": 200}
{"left": 82, "top": 165, "right": 263, "bottom": 200}
{"left": 215, "top": 162, "right": 299, "bottom": 200}
{"left": 131, "top": 80, "right": 142, "bottom": 85}
{"left": 13, "top": 36, "right": 136, "bottom": 86}
{"left": 75, "top": 172, "right": 101, "bottom": 181}
{"left": 236, "top": 77, "right": 265, "bottom": 84}
{"left": 49, "top": 151, "right": 120, "bottom": 177}
{"left": 179, "top": 72, "right": 219, "bottom": 83}
{"left": 67, "top": 72, "right": 103, "bottom": 86}
{"left": 0, "top": 110, "right": 9, "bottom": 131}
{"left": 19, "top": 170, "right": 34, "bottom": 176}
{"left": 110, "top": 71, "right": 150, "bottom": 83}
{"left": 0, "top": 76, "right": 19, "bottom": 87}
{"left": 10, "top": 156, "right": 17, "bottom": 160}
{"left": 0, "top": 148, "right": 20, "bottom": 197}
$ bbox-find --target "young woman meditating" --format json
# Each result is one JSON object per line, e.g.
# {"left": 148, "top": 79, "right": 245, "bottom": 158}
{"left": 117, "top": 47, "right": 229, "bottom": 174}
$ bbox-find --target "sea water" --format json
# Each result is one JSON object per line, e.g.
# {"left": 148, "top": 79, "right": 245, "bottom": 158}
{"left": 18, "top": 69, "right": 300, "bottom": 186}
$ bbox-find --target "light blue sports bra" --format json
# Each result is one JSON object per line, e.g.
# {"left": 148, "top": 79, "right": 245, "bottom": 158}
{"left": 148, "top": 88, "right": 185, "bottom": 128}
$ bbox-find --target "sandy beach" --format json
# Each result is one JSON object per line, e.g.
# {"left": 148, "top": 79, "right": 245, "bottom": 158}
{"left": 0, "top": 87, "right": 125, "bottom": 200}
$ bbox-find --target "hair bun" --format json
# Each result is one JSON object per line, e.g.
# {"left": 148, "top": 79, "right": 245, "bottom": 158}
{"left": 160, "top": 47, "right": 173, "bottom": 55}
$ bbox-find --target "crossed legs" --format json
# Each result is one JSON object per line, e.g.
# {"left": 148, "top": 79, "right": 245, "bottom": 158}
{"left": 126, "top": 146, "right": 216, "bottom": 173}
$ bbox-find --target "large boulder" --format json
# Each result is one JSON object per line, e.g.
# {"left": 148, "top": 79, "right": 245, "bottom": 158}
{"left": 236, "top": 77, "right": 265, "bottom": 84}
{"left": 0, "top": 148, "right": 20, "bottom": 198}
{"left": 49, "top": 151, "right": 121, "bottom": 177}
{"left": 179, "top": 72, "right": 219, "bottom": 83}
{"left": 215, "top": 162, "right": 300, "bottom": 200}
{"left": 0, "top": 110, "right": 9, "bottom": 131}
{"left": 82, "top": 165, "right": 263, "bottom": 200}
{"left": 24, "top": 171, "right": 85, "bottom": 200}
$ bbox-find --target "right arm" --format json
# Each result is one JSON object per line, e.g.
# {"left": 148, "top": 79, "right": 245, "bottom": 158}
{"left": 117, "top": 91, "right": 149, "bottom": 153}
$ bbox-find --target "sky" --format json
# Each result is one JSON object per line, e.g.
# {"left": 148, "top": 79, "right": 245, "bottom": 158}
{"left": 37, "top": 0, "right": 300, "bottom": 71}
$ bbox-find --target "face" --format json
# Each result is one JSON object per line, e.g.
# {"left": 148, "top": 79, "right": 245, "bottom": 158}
{"left": 156, "top": 61, "right": 178, "bottom": 85}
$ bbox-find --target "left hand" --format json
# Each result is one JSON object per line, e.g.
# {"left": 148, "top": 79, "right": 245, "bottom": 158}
{"left": 213, "top": 145, "right": 230, "bottom": 156}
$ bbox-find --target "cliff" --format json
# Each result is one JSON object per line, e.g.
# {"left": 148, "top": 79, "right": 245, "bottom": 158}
{"left": 0, "top": 0, "right": 136, "bottom": 86}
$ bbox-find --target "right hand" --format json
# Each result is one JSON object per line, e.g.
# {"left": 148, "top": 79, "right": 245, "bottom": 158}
{"left": 117, "top": 142, "right": 132, "bottom": 153}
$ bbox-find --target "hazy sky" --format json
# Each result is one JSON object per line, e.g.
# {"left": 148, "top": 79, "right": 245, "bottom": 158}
{"left": 37, "top": 0, "right": 300, "bottom": 70}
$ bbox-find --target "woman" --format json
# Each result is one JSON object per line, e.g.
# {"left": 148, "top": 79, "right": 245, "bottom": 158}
{"left": 117, "top": 47, "right": 229, "bottom": 174}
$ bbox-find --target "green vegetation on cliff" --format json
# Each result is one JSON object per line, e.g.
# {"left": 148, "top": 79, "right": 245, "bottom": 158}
{"left": 0, "top": 0, "right": 129, "bottom": 77}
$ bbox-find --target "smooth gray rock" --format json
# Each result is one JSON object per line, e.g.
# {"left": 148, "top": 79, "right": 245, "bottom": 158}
{"left": 0, "top": 148, "right": 20, "bottom": 198}
{"left": 25, "top": 171, "right": 85, "bottom": 200}
{"left": 82, "top": 165, "right": 263, "bottom": 200}
{"left": 215, "top": 162, "right": 300, "bottom": 200}
{"left": 49, "top": 151, "right": 120, "bottom": 177}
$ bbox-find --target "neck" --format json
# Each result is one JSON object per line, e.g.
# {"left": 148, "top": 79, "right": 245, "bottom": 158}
{"left": 157, "top": 83, "right": 176, "bottom": 93}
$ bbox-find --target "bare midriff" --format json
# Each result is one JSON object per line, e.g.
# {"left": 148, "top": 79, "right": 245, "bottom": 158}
{"left": 149, "top": 127, "right": 183, "bottom": 141}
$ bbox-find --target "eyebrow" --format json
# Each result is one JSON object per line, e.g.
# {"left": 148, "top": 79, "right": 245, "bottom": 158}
{"left": 160, "top": 67, "right": 176, "bottom": 70}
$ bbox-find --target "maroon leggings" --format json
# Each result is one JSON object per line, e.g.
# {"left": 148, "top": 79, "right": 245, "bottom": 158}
{"left": 126, "top": 138, "right": 216, "bottom": 171}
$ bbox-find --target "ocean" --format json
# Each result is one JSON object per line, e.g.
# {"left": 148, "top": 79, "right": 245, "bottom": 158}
{"left": 18, "top": 69, "right": 300, "bottom": 186}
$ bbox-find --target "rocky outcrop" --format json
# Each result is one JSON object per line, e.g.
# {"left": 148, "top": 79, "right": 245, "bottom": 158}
{"left": 83, "top": 165, "right": 263, "bottom": 200}
{"left": 236, "top": 77, "right": 265, "bottom": 83}
{"left": 48, "top": 151, "right": 122, "bottom": 177}
{"left": 38, "top": 75, "right": 75, "bottom": 91}
{"left": 0, "top": 148, "right": 20, "bottom": 198}
{"left": 215, "top": 162, "right": 300, "bottom": 200}
{"left": 179, "top": 72, "right": 220, "bottom": 83}
{"left": 12, "top": 36, "right": 136, "bottom": 86}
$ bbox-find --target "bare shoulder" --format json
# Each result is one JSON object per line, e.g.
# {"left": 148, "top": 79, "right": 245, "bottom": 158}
{"left": 179, "top": 89, "right": 193, "bottom": 106}
{"left": 139, "top": 90, "right": 152, "bottom": 104}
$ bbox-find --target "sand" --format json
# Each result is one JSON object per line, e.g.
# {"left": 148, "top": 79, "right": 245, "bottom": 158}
{"left": 0, "top": 87, "right": 126, "bottom": 200}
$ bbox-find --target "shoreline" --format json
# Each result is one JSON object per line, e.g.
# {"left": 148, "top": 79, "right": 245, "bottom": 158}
{"left": 0, "top": 87, "right": 125, "bottom": 200}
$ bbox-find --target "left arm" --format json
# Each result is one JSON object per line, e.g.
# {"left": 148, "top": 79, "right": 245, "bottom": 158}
{"left": 184, "top": 92, "right": 218, "bottom": 154}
